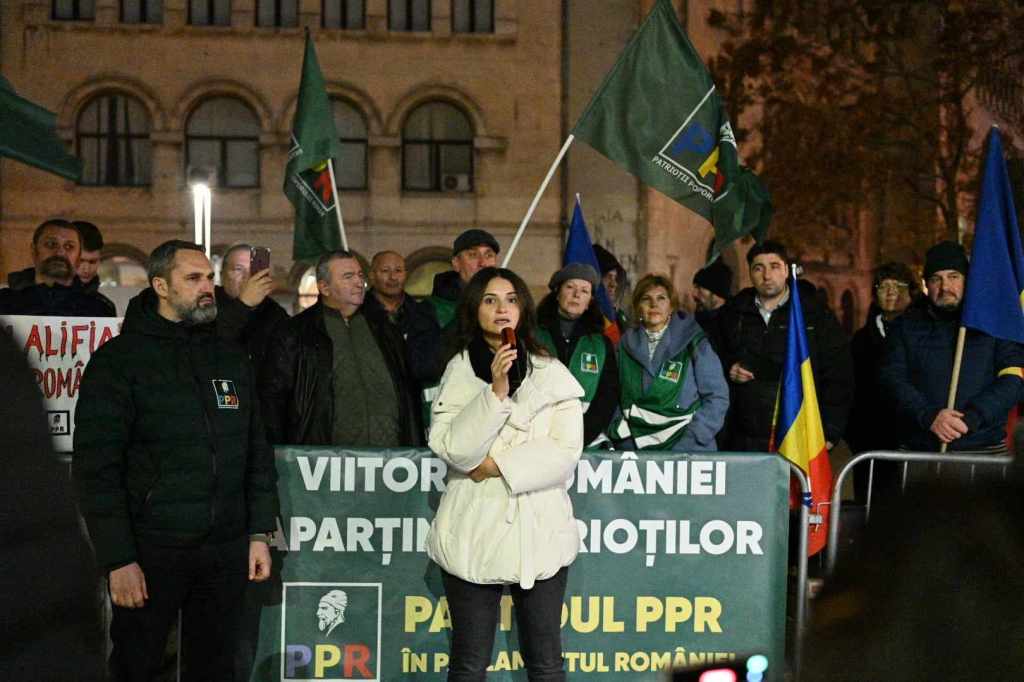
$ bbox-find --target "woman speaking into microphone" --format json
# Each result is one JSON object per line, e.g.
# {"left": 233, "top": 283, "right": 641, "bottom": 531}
{"left": 426, "top": 266, "right": 584, "bottom": 681}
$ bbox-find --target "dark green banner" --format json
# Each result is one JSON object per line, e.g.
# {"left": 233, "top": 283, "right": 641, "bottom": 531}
{"left": 245, "top": 448, "right": 790, "bottom": 680}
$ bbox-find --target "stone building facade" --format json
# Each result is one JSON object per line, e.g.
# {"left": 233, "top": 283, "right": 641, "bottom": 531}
{"left": 1, "top": 0, "right": 882, "bottom": 324}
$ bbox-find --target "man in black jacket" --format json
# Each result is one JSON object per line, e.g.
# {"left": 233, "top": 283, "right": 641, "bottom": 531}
{"left": 880, "top": 240, "right": 1024, "bottom": 452}
{"left": 363, "top": 250, "right": 437, "bottom": 410}
{"left": 716, "top": 241, "right": 853, "bottom": 452}
{"left": 73, "top": 220, "right": 118, "bottom": 316}
{"left": 73, "top": 240, "right": 280, "bottom": 681}
{"left": 260, "top": 250, "right": 423, "bottom": 447}
{"left": 215, "top": 242, "right": 289, "bottom": 366}
{"left": 0, "top": 218, "right": 113, "bottom": 317}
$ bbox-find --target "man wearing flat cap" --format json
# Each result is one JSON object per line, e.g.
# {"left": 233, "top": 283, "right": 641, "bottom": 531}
{"left": 410, "top": 229, "right": 501, "bottom": 423}
{"left": 880, "top": 240, "right": 1024, "bottom": 452}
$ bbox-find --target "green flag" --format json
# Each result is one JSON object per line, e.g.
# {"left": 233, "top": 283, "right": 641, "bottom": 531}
{"left": 285, "top": 32, "right": 343, "bottom": 261}
{"left": 571, "top": 0, "right": 771, "bottom": 262}
{"left": 0, "top": 74, "right": 82, "bottom": 181}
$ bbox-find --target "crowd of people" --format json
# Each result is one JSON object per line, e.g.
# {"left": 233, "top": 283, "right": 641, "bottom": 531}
{"left": 4, "top": 216, "right": 1023, "bottom": 680}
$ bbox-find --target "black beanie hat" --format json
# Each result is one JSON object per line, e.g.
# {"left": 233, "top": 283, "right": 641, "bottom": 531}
{"left": 923, "top": 240, "right": 968, "bottom": 279}
{"left": 693, "top": 260, "right": 733, "bottom": 301}
{"left": 592, "top": 244, "right": 622, "bottom": 276}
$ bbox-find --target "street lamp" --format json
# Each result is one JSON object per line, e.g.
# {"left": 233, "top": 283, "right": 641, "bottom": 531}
{"left": 190, "top": 182, "right": 212, "bottom": 259}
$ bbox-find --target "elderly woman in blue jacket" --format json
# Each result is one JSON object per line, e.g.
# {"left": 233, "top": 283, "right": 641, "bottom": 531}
{"left": 611, "top": 273, "right": 729, "bottom": 451}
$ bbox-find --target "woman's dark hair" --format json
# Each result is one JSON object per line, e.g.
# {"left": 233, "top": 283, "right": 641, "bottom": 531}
{"left": 448, "top": 267, "right": 549, "bottom": 367}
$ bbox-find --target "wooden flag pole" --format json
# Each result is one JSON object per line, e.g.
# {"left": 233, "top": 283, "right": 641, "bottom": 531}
{"left": 502, "top": 135, "right": 575, "bottom": 268}
{"left": 326, "top": 159, "right": 348, "bottom": 252}
{"left": 939, "top": 326, "right": 968, "bottom": 453}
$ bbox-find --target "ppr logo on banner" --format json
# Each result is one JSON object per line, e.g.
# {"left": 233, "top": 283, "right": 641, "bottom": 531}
{"left": 281, "top": 582, "right": 382, "bottom": 681}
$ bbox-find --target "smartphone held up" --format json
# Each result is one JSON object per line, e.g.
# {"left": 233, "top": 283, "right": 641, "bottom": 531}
{"left": 250, "top": 246, "right": 271, "bottom": 274}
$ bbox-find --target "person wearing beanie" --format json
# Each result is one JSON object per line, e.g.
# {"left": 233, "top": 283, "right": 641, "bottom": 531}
{"left": 592, "top": 244, "right": 630, "bottom": 331}
{"left": 692, "top": 260, "right": 732, "bottom": 313}
{"left": 880, "top": 239, "right": 1024, "bottom": 453}
{"left": 535, "top": 263, "right": 620, "bottom": 446}
{"left": 691, "top": 260, "right": 732, "bottom": 353}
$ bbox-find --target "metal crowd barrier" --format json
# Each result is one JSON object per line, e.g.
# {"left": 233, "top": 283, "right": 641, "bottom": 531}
{"left": 825, "top": 450, "right": 1014, "bottom": 576}
{"left": 785, "top": 462, "right": 810, "bottom": 682}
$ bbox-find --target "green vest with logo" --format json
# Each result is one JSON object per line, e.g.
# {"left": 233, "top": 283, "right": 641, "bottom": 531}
{"left": 534, "top": 328, "right": 606, "bottom": 411}
{"left": 611, "top": 333, "right": 704, "bottom": 450}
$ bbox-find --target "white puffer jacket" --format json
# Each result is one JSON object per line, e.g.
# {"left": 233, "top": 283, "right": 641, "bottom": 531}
{"left": 426, "top": 350, "right": 585, "bottom": 589}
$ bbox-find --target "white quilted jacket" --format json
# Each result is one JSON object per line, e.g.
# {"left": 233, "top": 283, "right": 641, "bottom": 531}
{"left": 426, "top": 350, "right": 585, "bottom": 588}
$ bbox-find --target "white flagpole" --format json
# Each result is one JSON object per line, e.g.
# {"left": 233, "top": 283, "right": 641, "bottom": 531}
{"left": 502, "top": 134, "right": 575, "bottom": 267}
{"left": 326, "top": 159, "right": 348, "bottom": 252}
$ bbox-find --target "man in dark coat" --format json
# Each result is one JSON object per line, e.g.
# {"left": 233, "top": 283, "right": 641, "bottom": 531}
{"left": 73, "top": 220, "right": 118, "bottom": 316}
{"left": 0, "top": 218, "right": 113, "bottom": 317}
{"left": 260, "top": 250, "right": 423, "bottom": 447}
{"left": 215, "top": 243, "right": 289, "bottom": 366}
{"left": 716, "top": 241, "right": 854, "bottom": 452}
{"left": 73, "top": 240, "right": 280, "bottom": 681}
{"left": 880, "top": 240, "right": 1024, "bottom": 452}
{"left": 363, "top": 250, "right": 438, "bottom": 409}
{"left": 691, "top": 258, "right": 732, "bottom": 352}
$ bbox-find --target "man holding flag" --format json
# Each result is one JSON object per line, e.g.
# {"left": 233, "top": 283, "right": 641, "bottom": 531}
{"left": 881, "top": 130, "right": 1024, "bottom": 453}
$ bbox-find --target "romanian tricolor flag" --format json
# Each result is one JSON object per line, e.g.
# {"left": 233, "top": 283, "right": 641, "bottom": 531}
{"left": 962, "top": 127, "right": 1024, "bottom": 344}
{"left": 564, "top": 195, "right": 621, "bottom": 345}
{"left": 770, "top": 267, "right": 832, "bottom": 556}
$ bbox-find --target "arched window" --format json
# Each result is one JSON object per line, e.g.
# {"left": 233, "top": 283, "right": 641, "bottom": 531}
{"left": 332, "top": 98, "right": 368, "bottom": 190}
{"left": 405, "top": 247, "right": 452, "bottom": 298}
{"left": 402, "top": 101, "right": 473, "bottom": 193}
{"left": 841, "top": 289, "right": 856, "bottom": 335}
{"left": 76, "top": 93, "right": 152, "bottom": 187}
{"left": 186, "top": 97, "right": 261, "bottom": 188}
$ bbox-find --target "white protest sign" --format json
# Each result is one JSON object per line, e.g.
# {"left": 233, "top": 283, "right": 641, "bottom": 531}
{"left": 1, "top": 315, "right": 121, "bottom": 452}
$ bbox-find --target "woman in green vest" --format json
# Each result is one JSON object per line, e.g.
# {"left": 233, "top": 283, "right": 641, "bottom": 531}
{"left": 536, "top": 263, "right": 620, "bottom": 447}
{"left": 612, "top": 273, "right": 729, "bottom": 451}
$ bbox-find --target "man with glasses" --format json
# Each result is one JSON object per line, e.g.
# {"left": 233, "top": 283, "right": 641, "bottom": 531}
{"left": 881, "top": 241, "right": 1024, "bottom": 453}
{"left": 846, "top": 262, "right": 920, "bottom": 500}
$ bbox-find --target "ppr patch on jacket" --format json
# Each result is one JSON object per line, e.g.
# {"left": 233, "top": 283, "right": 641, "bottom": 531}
{"left": 659, "top": 361, "right": 683, "bottom": 383}
{"left": 212, "top": 379, "right": 240, "bottom": 409}
{"left": 580, "top": 352, "right": 600, "bottom": 374}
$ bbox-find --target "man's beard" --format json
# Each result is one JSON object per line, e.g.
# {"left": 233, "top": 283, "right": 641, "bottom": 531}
{"left": 317, "top": 617, "right": 329, "bottom": 633}
{"left": 170, "top": 293, "right": 217, "bottom": 326}
{"left": 39, "top": 255, "right": 74, "bottom": 282}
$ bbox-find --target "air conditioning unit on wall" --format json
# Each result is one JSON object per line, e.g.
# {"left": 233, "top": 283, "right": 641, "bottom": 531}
{"left": 441, "top": 173, "right": 471, "bottom": 192}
